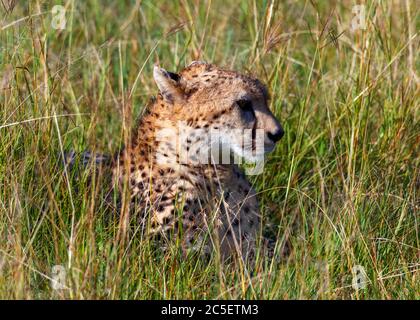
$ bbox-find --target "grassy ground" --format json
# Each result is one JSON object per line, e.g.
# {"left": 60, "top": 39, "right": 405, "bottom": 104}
{"left": 0, "top": 0, "right": 418, "bottom": 299}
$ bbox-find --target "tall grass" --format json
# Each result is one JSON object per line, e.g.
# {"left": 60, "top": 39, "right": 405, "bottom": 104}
{"left": 0, "top": 0, "right": 418, "bottom": 299}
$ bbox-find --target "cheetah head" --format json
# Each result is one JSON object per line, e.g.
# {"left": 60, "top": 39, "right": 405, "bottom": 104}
{"left": 153, "top": 61, "right": 284, "bottom": 165}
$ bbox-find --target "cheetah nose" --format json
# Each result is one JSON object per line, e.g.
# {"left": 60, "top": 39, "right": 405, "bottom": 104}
{"left": 267, "top": 128, "right": 284, "bottom": 143}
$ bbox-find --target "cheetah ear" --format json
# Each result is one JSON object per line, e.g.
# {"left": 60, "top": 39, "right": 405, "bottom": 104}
{"left": 187, "top": 60, "right": 207, "bottom": 67}
{"left": 153, "top": 65, "right": 185, "bottom": 104}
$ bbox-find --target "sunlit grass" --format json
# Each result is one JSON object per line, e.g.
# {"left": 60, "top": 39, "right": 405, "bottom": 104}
{"left": 0, "top": 0, "right": 418, "bottom": 299}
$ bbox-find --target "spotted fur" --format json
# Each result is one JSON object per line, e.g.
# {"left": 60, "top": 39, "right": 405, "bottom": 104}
{"left": 112, "top": 61, "right": 284, "bottom": 258}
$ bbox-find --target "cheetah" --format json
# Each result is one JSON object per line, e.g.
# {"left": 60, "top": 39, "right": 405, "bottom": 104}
{"left": 112, "top": 61, "right": 284, "bottom": 259}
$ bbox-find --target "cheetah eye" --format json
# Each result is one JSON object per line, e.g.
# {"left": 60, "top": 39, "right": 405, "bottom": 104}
{"left": 236, "top": 99, "right": 255, "bottom": 119}
{"left": 237, "top": 99, "right": 253, "bottom": 112}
